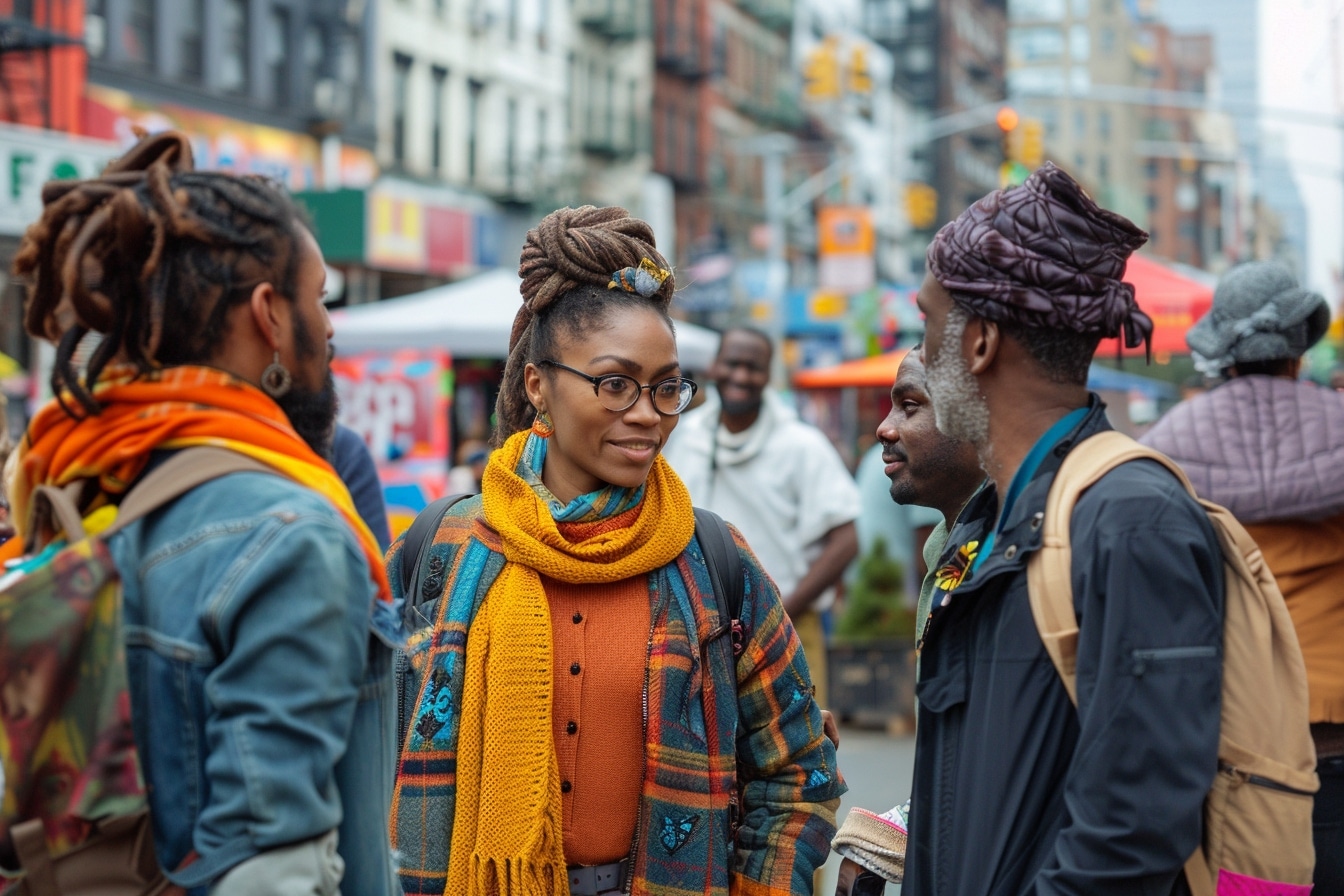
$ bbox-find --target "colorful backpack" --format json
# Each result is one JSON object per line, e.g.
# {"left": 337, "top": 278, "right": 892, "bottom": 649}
{"left": 0, "top": 448, "right": 270, "bottom": 896}
{"left": 1027, "top": 431, "right": 1318, "bottom": 896}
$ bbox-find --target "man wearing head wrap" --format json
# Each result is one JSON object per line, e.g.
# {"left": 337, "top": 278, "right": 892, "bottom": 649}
{"left": 904, "top": 163, "right": 1224, "bottom": 896}
{"left": 1141, "top": 261, "right": 1344, "bottom": 893}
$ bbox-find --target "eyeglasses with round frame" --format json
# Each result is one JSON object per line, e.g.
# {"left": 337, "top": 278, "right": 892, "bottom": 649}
{"left": 539, "top": 360, "right": 698, "bottom": 416}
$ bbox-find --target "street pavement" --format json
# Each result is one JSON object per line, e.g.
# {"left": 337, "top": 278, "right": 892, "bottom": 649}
{"left": 818, "top": 726, "right": 917, "bottom": 895}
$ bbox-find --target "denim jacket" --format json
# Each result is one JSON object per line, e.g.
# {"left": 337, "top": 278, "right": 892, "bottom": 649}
{"left": 108, "top": 470, "right": 401, "bottom": 896}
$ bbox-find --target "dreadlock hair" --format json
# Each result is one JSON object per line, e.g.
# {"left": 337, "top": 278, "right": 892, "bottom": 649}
{"left": 11, "top": 130, "right": 307, "bottom": 417}
{"left": 493, "top": 205, "right": 676, "bottom": 446}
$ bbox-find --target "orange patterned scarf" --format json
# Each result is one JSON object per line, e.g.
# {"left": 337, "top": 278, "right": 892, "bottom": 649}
{"left": 6, "top": 365, "right": 390, "bottom": 603}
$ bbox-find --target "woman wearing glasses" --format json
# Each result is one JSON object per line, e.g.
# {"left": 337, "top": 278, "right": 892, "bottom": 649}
{"left": 388, "top": 205, "right": 843, "bottom": 896}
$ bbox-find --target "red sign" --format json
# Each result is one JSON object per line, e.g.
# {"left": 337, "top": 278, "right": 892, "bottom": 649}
{"left": 333, "top": 350, "right": 451, "bottom": 465}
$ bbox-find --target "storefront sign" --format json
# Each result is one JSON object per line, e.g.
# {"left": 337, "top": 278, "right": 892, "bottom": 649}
{"left": 0, "top": 124, "right": 118, "bottom": 236}
{"left": 82, "top": 84, "right": 377, "bottom": 191}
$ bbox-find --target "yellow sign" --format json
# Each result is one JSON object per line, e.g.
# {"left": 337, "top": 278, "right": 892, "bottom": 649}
{"left": 368, "top": 193, "right": 427, "bottom": 270}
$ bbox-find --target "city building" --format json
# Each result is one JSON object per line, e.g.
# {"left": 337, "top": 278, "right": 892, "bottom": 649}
{"left": 863, "top": 0, "right": 1009, "bottom": 235}
{"left": 1006, "top": 0, "right": 1147, "bottom": 225}
{"left": 1155, "top": 0, "right": 1310, "bottom": 277}
{"left": 652, "top": 0, "right": 803, "bottom": 278}
{"left": 1138, "top": 21, "right": 1234, "bottom": 271}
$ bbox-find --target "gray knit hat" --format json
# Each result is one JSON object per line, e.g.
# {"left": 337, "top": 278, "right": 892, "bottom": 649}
{"left": 1187, "top": 262, "right": 1328, "bottom": 374}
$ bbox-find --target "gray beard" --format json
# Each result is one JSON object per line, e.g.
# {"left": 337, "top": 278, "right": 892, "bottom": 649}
{"left": 926, "top": 306, "right": 992, "bottom": 449}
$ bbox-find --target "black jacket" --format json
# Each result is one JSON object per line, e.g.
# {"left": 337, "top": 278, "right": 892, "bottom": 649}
{"left": 905, "top": 399, "right": 1224, "bottom": 896}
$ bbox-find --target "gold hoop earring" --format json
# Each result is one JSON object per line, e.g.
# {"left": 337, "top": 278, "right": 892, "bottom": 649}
{"left": 531, "top": 410, "right": 554, "bottom": 438}
{"left": 261, "top": 351, "right": 293, "bottom": 398}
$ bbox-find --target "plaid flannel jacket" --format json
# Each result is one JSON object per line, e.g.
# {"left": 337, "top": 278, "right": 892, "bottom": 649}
{"left": 388, "top": 497, "right": 844, "bottom": 895}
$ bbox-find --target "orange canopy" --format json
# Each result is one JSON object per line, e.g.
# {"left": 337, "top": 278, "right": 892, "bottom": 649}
{"left": 1098, "top": 254, "right": 1214, "bottom": 357}
{"left": 793, "top": 348, "right": 910, "bottom": 389}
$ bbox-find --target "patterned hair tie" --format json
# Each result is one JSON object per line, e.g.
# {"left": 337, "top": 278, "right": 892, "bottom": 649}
{"left": 608, "top": 257, "right": 671, "bottom": 298}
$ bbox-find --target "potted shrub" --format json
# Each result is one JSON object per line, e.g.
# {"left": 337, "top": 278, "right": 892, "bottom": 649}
{"left": 828, "top": 536, "right": 918, "bottom": 730}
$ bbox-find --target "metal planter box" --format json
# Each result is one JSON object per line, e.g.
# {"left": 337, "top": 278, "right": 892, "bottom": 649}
{"left": 828, "top": 641, "right": 916, "bottom": 731}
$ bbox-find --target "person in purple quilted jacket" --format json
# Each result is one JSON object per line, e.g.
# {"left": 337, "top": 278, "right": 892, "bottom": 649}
{"left": 1141, "top": 261, "right": 1344, "bottom": 892}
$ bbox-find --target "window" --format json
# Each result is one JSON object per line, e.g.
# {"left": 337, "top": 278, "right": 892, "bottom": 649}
{"left": 1145, "top": 159, "right": 1159, "bottom": 178}
{"left": 1069, "top": 66, "right": 1090, "bottom": 93}
{"left": 1070, "top": 0, "right": 1088, "bottom": 14}
{"left": 1099, "top": 26, "right": 1115, "bottom": 52}
{"left": 85, "top": 0, "right": 108, "bottom": 58}
{"left": 506, "top": 97, "right": 517, "bottom": 189}
{"left": 536, "top": 108, "right": 548, "bottom": 178}
{"left": 12, "top": 0, "right": 34, "bottom": 20}
{"left": 1098, "top": 155, "right": 1109, "bottom": 179}
{"left": 1146, "top": 193, "right": 1159, "bottom": 210}
{"left": 431, "top": 67, "right": 448, "bottom": 174}
{"left": 1009, "top": 26, "right": 1065, "bottom": 62}
{"left": 467, "top": 80, "right": 483, "bottom": 182}
{"left": 1098, "top": 109, "right": 1111, "bottom": 138}
{"left": 1007, "top": 66, "right": 1065, "bottom": 95}
{"left": 125, "top": 0, "right": 155, "bottom": 68}
{"left": 1008, "top": 0, "right": 1065, "bottom": 21}
{"left": 179, "top": 0, "right": 204, "bottom": 81}
{"left": 1073, "top": 108, "right": 1086, "bottom": 137}
{"left": 508, "top": 0, "right": 519, "bottom": 41}
{"left": 1069, "top": 24, "right": 1089, "bottom": 60}
{"left": 392, "top": 54, "right": 412, "bottom": 165}
{"left": 267, "top": 7, "right": 292, "bottom": 107}
{"left": 221, "top": 0, "right": 249, "bottom": 94}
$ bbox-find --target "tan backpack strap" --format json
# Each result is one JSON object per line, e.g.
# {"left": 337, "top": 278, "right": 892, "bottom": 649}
{"left": 103, "top": 447, "right": 278, "bottom": 537}
{"left": 1027, "top": 431, "right": 1216, "bottom": 895}
{"left": 1026, "top": 430, "right": 1199, "bottom": 706}
{"left": 10, "top": 817, "right": 59, "bottom": 895}
{"left": 26, "top": 482, "right": 91, "bottom": 552}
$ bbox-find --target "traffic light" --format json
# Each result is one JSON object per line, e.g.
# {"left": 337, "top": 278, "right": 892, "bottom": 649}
{"left": 803, "top": 39, "right": 841, "bottom": 101}
{"left": 904, "top": 182, "right": 938, "bottom": 230}
{"left": 995, "top": 106, "right": 1019, "bottom": 133}
{"left": 847, "top": 45, "right": 872, "bottom": 95}
{"left": 1017, "top": 118, "right": 1044, "bottom": 168}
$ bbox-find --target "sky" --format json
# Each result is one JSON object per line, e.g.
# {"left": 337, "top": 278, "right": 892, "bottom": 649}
{"left": 1258, "top": 0, "right": 1344, "bottom": 298}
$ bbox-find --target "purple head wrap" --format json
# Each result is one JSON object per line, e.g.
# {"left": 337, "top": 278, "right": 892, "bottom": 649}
{"left": 927, "top": 162, "right": 1153, "bottom": 352}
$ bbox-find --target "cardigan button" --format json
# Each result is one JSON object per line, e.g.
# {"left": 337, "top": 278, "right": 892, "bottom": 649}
{"left": 570, "top": 662, "right": 581, "bottom": 675}
{"left": 572, "top": 612, "right": 583, "bottom": 624}
{"left": 567, "top": 720, "right": 577, "bottom": 735}
{"left": 561, "top": 780, "right": 572, "bottom": 794}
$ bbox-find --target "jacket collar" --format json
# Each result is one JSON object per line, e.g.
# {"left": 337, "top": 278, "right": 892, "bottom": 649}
{"left": 939, "top": 395, "right": 1112, "bottom": 592}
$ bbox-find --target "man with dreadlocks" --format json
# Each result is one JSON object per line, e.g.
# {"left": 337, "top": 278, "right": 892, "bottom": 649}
{"left": 904, "top": 164, "right": 1224, "bottom": 895}
{"left": 4, "top": 132, "right": 401, "bottom": 895}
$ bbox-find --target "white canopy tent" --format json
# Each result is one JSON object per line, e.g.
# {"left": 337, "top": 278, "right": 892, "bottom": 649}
{"left": 330, "top": 268, "right": 723, "bottom": 371}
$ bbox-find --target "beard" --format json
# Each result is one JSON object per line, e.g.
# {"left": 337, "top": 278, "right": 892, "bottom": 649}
{"left": 925, "top": 306, "right": 991, "bottom": 448}
{"left": 278, "top": 369, "right": 339, "bottom": 459}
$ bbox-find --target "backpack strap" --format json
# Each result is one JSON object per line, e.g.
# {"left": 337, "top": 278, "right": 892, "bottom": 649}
{"left": 27, "top": 448, "right": 276, "bottom": 550}
{"left": 1026, "top": 430, "right": 1199, "bottom": 703}
{"left": 105, "top": 448, "right": 277, "bottom": 536}
{"left": 397, "top": 493, "right": 475, "bottom": 605}
{"left": 694, "top": 506, "right": 746, "bottom": 657}
{"left": 1024, "top": 429, "right": 1214, "bottom": 896}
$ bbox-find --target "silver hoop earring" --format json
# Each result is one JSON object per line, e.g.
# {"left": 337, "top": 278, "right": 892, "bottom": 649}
{"left": 261, "top": 351, "right": 293, "bottom": 398}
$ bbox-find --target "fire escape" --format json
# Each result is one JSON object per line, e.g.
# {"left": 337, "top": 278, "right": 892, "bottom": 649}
{"left": 0, "top": 9, "right": 82, "bottom": 128}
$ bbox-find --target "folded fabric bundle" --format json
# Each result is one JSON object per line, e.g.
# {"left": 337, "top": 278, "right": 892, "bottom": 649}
{"left": 832, "top": 805, "right": 908, "bottom": 883}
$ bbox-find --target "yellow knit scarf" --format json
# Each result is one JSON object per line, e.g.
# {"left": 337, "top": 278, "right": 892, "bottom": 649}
{"left": 446, "top": 430, "right": 696, "bottom": 896}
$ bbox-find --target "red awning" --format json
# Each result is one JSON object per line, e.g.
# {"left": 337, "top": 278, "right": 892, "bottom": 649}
{"left": 793, "top": 349, "right": 910, "bottom": 389}
{"left": 1097, "top": 254, "right": 1214, "bottom": 357}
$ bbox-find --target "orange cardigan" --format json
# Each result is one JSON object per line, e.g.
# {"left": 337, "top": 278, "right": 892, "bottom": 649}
{"left": 544, "top": 573, "right": 652, "bottom": 866}
{"left": 1245, "top": 511, "right": 1344, "bottom": 725}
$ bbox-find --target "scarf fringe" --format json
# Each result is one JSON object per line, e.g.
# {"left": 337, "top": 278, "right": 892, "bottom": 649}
{"left": 468, "top": 854, "right": 567, "bottom": 896}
